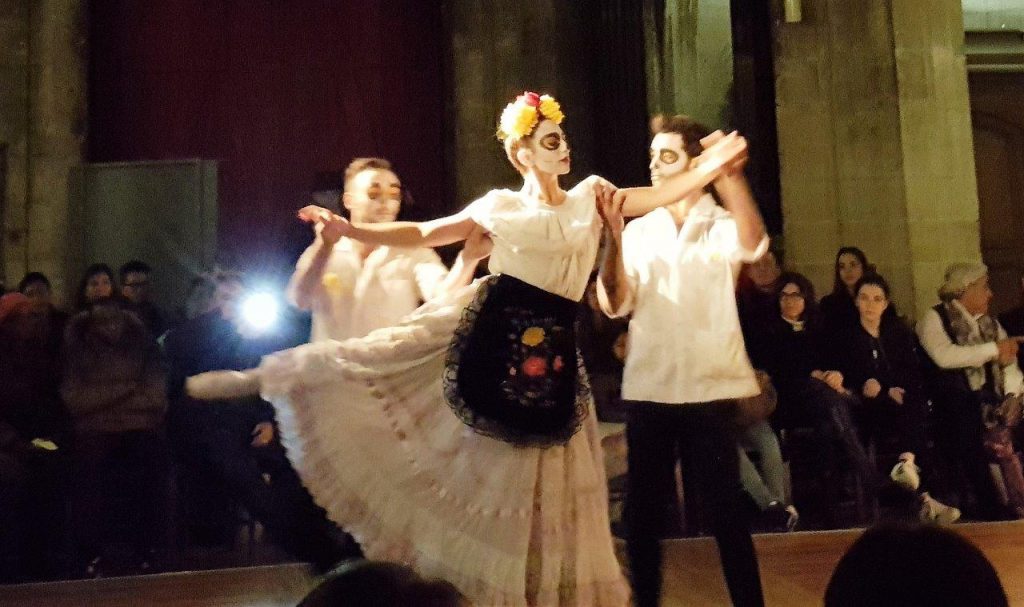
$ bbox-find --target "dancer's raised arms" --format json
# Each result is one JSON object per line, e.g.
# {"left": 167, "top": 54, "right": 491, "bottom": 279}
{"left": 297, "top": 205, "right": 478, "bottom": 250}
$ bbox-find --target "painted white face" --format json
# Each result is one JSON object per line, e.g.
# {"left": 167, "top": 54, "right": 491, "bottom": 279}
{"left": 526, "top": 120, "right": 570, "bottom": 176}
{"left": 649, "top": 132, "right": 689, "bottom": 186}
{"left": 344, "top": 168, "right": 402, "bottom": 224}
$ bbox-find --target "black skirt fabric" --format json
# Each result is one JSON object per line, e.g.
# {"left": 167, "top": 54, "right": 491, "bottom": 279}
{"left": 443, "top": 275, "right": 590, "bottom": 448}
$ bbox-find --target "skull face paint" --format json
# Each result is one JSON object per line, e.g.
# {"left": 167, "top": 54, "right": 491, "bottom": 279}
{"left": 649, "top": 132, "right": 689, "bottom": 186}
{"left": 527, "top": 120, "right": 571, "bottom": 176}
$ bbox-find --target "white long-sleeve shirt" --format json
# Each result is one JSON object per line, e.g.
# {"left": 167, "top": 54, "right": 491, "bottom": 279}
{"left": 916, "top": 299, "right": 1024, "bottom": 395}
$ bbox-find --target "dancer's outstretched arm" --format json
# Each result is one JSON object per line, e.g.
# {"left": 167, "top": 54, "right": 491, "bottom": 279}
{"left": 297, "top": 206, "right": 477, "bottom": 249}
{"left": 615, "top": 130, "right": 748, "bottom": 217}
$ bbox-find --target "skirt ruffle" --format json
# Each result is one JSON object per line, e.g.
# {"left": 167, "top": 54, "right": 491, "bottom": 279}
{"left": 259, "top": 279, "right": 630, "bottom": 606}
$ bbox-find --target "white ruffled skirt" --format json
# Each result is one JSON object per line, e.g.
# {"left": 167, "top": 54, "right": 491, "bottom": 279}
{"left": 257, "top": 279, "right": 629, "bottom": 606}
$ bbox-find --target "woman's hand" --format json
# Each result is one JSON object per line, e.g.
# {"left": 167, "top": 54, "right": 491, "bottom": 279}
{"left": 250, "top": 421, "right": 275, "bottom": 448}
{"left": 461, "top": 225, "right": 494, "bottom": 262}
{"left": 298, "top": 205, "right": 351, "bottom": 246}
{"left": 812, "top": 370, "right": 845, "bottom": 393}
{"left": 862, "top": 378, "right": 882, "bottom": 398}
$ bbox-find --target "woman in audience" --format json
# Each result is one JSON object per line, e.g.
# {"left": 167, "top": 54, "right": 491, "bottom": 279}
{"left": 73, "top": 263, "right": 117, "bottom": 311}
{"left": 754, "top": 271, "right": 875, "bottom": 525}
{"left": 834, "top": 274, "right": 959, "bottom": 523}
{"left": 820, "top": 246, "right": 873, "bottom": 335}
{"left": 62, "top": 298, "right": 170, "bottom": 576}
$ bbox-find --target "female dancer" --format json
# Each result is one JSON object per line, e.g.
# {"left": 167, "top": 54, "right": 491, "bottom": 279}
{"left": 188, "top": 92, "right": 746, "bottom": 605}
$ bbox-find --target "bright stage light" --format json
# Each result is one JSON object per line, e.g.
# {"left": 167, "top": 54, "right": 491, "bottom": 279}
{"left": 239, "top": 291, "right": 280, "bottom": 333}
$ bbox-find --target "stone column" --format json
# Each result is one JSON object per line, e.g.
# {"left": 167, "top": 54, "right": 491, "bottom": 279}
{"left": 0, "top": 0, "right": 85, "bottom": 303}
{"left": 773, "top": 0, "right": 979, "bottom": 317}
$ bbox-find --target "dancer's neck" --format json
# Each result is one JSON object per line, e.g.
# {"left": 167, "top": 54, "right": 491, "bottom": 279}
{"left": 521, "top": 171, "right": 565, "bottom": 206}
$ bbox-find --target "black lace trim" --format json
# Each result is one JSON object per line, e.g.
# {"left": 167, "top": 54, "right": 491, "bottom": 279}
{"left": 443, "top": 275, "right": 591, "bottom": 448}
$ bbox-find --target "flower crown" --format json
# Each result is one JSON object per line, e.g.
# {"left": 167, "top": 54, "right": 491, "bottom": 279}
{"left": 496, "top": 92, "right": 564, "bottom": 142}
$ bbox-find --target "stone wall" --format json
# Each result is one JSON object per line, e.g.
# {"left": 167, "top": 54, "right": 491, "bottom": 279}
{"left": 0, "top": 0, "right": 85, "bottom": 303}
{"left": 772, "top": 0, "right": 980, "bottom": 318}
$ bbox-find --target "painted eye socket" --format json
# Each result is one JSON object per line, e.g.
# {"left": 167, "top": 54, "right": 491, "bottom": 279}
{"left": 659, "top": 150, "right": 680, "bottom": 164}
{"left": 540, "top": 134, "right": 563, "bottom": 151}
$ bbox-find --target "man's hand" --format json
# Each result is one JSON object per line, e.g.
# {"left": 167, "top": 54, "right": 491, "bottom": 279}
{"left": 298, "top": 205, "right": 351, "bottom": 246}
{"left": 696, "top": 131, "right": 749, "bottom": 178}
{"left": 888, "top": 386, "right": 906, "bottom": 405}
{"left": 596, "top": 181, "right": 624, "bottom": 235}
{"left": 862, "top": 378, "right": 882, "bottom": 398}
{"left": 997, "top": 338, "right": 1020, "bottom": 365}
{"left": 461, "top": 225, "right": 493, "bottom": 262}
{"left": 812, "top": 369, "right": 845, "bottom": 393}
{"left": 250, "top": 421, "right": 275, "bottom": 448}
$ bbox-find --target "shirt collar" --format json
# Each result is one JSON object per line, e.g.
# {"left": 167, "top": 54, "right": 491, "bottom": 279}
{"left": 950, "top": 299, "right": 984, "bottom": 324}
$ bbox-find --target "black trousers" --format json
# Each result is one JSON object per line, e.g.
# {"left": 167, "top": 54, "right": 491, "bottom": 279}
{"left": 624, "top": 400, "right": 764, "bottom": 607}
{"left": 933, "top": 390, "right": 1007, "bottom": 520}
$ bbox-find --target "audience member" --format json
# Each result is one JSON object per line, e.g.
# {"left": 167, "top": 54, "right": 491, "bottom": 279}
{"left": 752, "top": 272, "right": 875, "bottom": 525}
{"left": 0, "top": 293, "right": 70, "bottom": 581}
{"left": 163, "top": 271, "right": 359, "bottom": 571}
{"left": 736, "top": 248, "right": 783, "bottom": 354}
{"left": 824, "top": 522, "right": 1008, "bottom": 606}
{"left": 999, "top": 271, "right": 1024, "bottom": 369}
{"left": 819, "top": 247, "right": 874, "bottom": 336}
{"left": 834, "top": 274, "right": 959, "bottom": 523}
{"left": 119, "top": 260, "right": 166, "bottom": 338}
{"left": 74, "top": 264, "right": 116, "bottom": 311}
{"left": 18, "top": 272, "right": 54, "bottom": 305}
{"left": 916, "top": 263, "right": 1023, "bottom": 520}
{"left": 61, "top": 298, "right": 171, "bottom": 576}
{"left": 297, "top": 559, "right": 468, "bottom": 607}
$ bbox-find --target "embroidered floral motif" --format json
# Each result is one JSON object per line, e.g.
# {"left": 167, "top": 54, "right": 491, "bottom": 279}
{"left": 521, "top": 326, "right": 546, "bottom": 347}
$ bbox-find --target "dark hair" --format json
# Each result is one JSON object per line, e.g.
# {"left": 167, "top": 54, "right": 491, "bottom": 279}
{"left": 75, "top": 263, "right": 116, "bottom": 310}
{"left": 119, "top": 260, "right": 152, "bottom": 282}
{"left": 776, "top": 271, "right": 818, "bottom": 322}
{"left": 831, "top": 247, "right": 871, "bottom": 297}
{"left": 853, "top": 273, "right": 890, "bottom": 299}
{"left": 657, "top": 115, "right": 713, "bottom": 163}
{"left": 17, "top": 271, "right": 50, "bottom": 293}
{"left": 344, "top": 157, "right": 393, "bottom": 190}
{"left": 825, "top": 523, "right": 1008, "bottom": 606}
{"left": 297, "top": 560, "right": 466, "bottom": 607}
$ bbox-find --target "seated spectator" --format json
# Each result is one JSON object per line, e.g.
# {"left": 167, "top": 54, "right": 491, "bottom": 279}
{"left": 163, "top": 270, "right": 358, "bottom": 571}
{"left": 735, "top": 371, "right": 799, "bottom": 531}
{"left": 820, "top": 247, "right": 877, "bottom": 336}
{"left": 736, "top": 248, "right": 783, "bottom": 358}
{"left": 834, "top": 274, "right": 959, "bottom": 523}
{"left": 998, "top": 271, "right": 1024, "bottom": 369}
{"left": 0, "top": 293, "right": 70, "bottom": 581}
{"left": 297, "top": 559, "right": 468, "bottom": 607}
{"left": 74, "top": 263, "right": 117, "bottom": 312}
{"left": 917, "top": 263, "right": 1024, "bottom": 520}
{"left": 824, "top": 522, "right": 1008, "bottom": 606}
{"left": 119, "top": 260, "right": 166, "bottom": 338}
{"left": 18, "top": 271, "right": 53, "bottom": 305}
{"left": 753, "top": 272, "right": 876, "bottom": 525}
{"left": 62, "top": 298, "right": 171, "bottom": 576}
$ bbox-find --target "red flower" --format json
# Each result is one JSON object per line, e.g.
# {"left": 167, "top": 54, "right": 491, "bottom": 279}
{"left": 553, "top": 356, "right": 564, "bottom": 372}
{"left": 520, "top": 92, "right": 541, "bottom": 107}
{"left": 522, "top": 356, "right": 548, "bottom": 377}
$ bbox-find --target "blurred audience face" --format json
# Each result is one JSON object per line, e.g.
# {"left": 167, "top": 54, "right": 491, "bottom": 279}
{"left": 855, "top": 283, "right": 889, "bottom": 326}
{"left": 779, "top": 281, "right": 806, "bottom": 322}
{"left": 343, "top": 168, "right": 402, "bottom": 224}
{"left": 121, "top": 270, "right": 151, "bottom": 304}
{"left": 837, "top": 252, "right": 865, "bottom": 293}
{"left": 84, "top": 272, "right": 113, "bottom": 302}
{"left": 648, "top": 132, "right": 688, "bottom": 187}
{"left": 747, "top": 251, "right": 781, "bottom": 290}
{"left": 21, "top": 279, "right": 52, "bottom": 304}
{"left": 959, "top": 274, "right": 993, "bottom": 316}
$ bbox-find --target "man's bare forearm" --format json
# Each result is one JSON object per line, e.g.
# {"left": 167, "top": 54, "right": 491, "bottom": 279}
{"left": 597, "top": 227, "right": 631, "bottom": 317}
{"left": 714, "top": 174, "right": 765, "bottom": 252}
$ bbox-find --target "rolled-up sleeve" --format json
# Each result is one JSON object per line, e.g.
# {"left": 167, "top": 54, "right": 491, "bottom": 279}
{"left": 916, "top": 308, "right": 998, "bottom": 370}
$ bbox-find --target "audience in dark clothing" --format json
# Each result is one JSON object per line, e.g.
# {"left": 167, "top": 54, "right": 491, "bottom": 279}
{"left": 163, "top": 272, "right": 359, "bottom": 572}
{"left": 819, "top": 247, "right": 874, "bottom": 337}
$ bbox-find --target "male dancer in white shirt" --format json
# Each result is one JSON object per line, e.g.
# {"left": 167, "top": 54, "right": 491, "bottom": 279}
{"left": 599, "top": 117, "right": 767, "bottom": 607}
{"left": 289, "top": 157, "right": 490, "bottom": 342}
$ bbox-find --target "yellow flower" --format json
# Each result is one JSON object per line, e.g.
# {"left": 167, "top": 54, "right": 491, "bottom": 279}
{"left": 521, "top": 326, "right": 546, "bottom": 346}
{"left": 322, "top": 273, "right": 341, "bottom": 291}
{"left": 538, "top": 95, "right": 564, "bottom": 124}
{"left": 498, "top": 100, "right": 539, "bottom": 141}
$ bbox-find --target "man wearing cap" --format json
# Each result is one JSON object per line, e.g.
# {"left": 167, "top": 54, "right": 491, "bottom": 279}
{"left": 916, "top": 262, "right": 1023, "bottom": 520}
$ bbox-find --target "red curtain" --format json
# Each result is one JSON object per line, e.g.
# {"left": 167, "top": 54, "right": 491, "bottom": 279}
{"left": 88, "top": 0, "right": 446, "bottom": 269}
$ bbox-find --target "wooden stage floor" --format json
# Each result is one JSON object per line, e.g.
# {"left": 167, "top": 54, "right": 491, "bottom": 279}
{"left": 6, "top": 521, "right": 1024, "bottom": 606}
